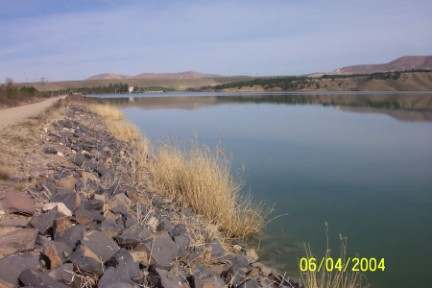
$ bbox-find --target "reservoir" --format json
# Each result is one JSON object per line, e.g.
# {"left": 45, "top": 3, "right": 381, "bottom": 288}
{"left": 96, "top": 92, "right": 432, "bottom": 287}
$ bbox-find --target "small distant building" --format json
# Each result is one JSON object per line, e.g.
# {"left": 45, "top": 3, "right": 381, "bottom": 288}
{"left": 128, "top": 86, "right": 135, "bottom": 93}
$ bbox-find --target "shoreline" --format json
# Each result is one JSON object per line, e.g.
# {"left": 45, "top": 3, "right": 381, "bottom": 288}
{"left": 0, "top": 98, "right": 298, "bottom": 288}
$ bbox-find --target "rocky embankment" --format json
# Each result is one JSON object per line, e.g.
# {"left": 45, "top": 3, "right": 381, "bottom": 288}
{"left": 0, "top": 103, "right": 298, "bottom": 288}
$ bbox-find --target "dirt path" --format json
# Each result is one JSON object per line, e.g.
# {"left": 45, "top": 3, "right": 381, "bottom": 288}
{"left": 0, "top": 96, "right": 66, "bottom": 129}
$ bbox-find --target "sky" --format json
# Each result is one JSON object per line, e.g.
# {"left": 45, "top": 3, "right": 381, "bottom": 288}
{"left": 0, "top": 0, "right": 431, "bottom": 82}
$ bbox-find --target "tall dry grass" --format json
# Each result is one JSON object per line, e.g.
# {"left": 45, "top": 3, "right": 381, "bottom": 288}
{"left": 148, "top": 145, "right": 263, "bottom": 238}
{"left": 89, "top": 104, "right": 142, "bottom": 142}
{"left": 89, "top": 104, "right": 263, "bottom": 238}
{"left": 301, "top": 224, "right": 366, "bottom": 288}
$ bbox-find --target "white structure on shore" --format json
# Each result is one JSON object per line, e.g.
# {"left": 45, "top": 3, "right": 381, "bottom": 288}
{"left": 128, "top": 86, "right": 135, "bottom": 93}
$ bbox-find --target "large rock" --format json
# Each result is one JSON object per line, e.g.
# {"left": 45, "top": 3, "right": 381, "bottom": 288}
{"left": 42, "top": 202, "right": 72, "bottom": 217}
{"left": 225, "top": 267, "right": 248, "bottom": 287}
{"left": 124, "top": 216, "right": 138, "bottom": 228}
{"left": 0, "top": 227, "right": 38, "bottom": 257}
{"left": 101, "top": 218, "right": 124, "bottom": 238}
{"left": 75, "top": 207, "right": 103, "bottom": 226}
{"left": 238, "top": 278, "right": 260, "bottom": 288}
{"left": 108, "top": 193, "right": 132, "bottom": 208}
{"left": 71, "top": 245, "right": 103, "bottom": 276}
{"left": 169, "top": 223, "right": 187, "bottom": 237}
{"left": 52, "top": 191, "right": 81, "bottom": 212}
{"left": 81, "top": 230, "right": 120, "bottom": 262}
{"left": 143, "top": 232, "right": 178, "bottom": 268}
{"left": 193, "top": 265, "right": 225, "bottom": 288}
{"left": 0, "top": 255, "right": 40, "bottom": 288}
{"left": 49, "top": 261, "right": 107, "bottom": 288}
{"left": 53, "top": 216, "right": 73, "bottom": 239}
{"left": 42, "top": 241, "right": 72, "bottom": 269}
{"left": 83, "top": 198, "right": 104, "bottom": 211}
{"left": 106, "top": 249, "right": 142, "bottom": 282}
{"left": 30, "top": 209, "right": 58, "bottom": 234}
{"left": 19, "top": 269, "right": 68, "bottom": 288}
{"left": 54, "top": 224, "right": 84, "bottom": 249}
{"left": 158, "top": 218, "right": 174, "bottom": 232}
{"left": 56, "top": 175, "right": 78, "bottom": 191}
{"left": 116, "top": 224, "right": 151, "bottom": 248}
{"left": 107, "top": 193, "right": 131, "bottom": 213}
{"left": 155, "top": 268, "right": 189, "bottom": 288}
{"left": 208, "top": 240, "right": 225, "bottom": 258}
{"left": 174, "top": 234, "right": 190, "bottom": 258}
{"left": 2, "top": 191, "right": 35, "bottom": 216}
{"left": 225, "top": 254, "right": 250, "bottom": 271}
{"left": 0, "top": 214, "right": 31, "bottom": 227}
{"left": 97, "top": 267, "right": 136, "bottom": 288}
{"left": 222, "top": 255, "right": 251, "bottom": 287}
{"left": 48, "top": 263, "right": 75, "bottom": 284}
{"left": 100, "top": 282, "right": 137, "bottom": 288}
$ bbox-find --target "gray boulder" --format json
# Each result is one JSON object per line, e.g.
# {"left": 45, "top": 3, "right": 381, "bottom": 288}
{"left": 19, "top": 269, "right": 68, "bottom": 288}
{"left": 81, "top": 230, "right": 120, "bottom": 263}
{"left": 144, "top": 232, "right": 178, "bottom": 268}
{"left": 0, "top": 255, "right": 40, "bottom": 287}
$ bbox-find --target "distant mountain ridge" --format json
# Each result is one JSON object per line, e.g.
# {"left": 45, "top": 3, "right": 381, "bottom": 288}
{"left": 335, "top": 55, "right": 432, "bottom": 74}
{"left": 87, "top": 73, "right": 129, "bottom": 80}
{"left": 87, "top": 71, "right": 220, "bottom": 80}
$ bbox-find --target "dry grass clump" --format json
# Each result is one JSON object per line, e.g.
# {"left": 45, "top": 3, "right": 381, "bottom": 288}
{"left": 129, "top": 139, "right": 151, "bottom": 185}
{"left": 105, "top": 120, "right": 142, "bottom": 142}
{"left": 89, "top": 103, "right": 263, "bottom": 238}
{"left": 89, "top": 104, "right": 123, "bottom": 120}
{"left": 89, "top": 104, "right": 142, "bottom": 142}
{"left": 149, "top": 145, "right": 264, "bottom": 238}
{"left": 301, "top": 225, "right": 366, "bottom": 288}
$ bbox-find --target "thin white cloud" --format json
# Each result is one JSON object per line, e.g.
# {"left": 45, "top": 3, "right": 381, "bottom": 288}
{"left": 0, "top": 0, "right": 431, "bottom": 81}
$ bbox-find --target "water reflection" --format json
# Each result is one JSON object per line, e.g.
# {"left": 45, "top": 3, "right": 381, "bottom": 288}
{"left": 88, "top": 92, "right": 432, "bottom": 287}
{"left": 91, "top": 92, "right": 432, "bottom": 122}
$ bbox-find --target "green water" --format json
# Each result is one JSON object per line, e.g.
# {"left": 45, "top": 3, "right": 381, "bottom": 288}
{"left": 107, "top": 93, "right": 432, "bottom": 287}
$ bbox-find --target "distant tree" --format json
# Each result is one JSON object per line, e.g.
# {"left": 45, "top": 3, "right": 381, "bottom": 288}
{"left": 5, "top": 77, "right": 14, "bottom": 87}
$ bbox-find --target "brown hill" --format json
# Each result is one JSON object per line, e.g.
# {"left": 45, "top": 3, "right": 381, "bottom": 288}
{"left": 87, "top": 73, "right": 129, "bottom": 80}
{"left": 134, "top": 71, "right": 219, "bottom": 79}
{"left": 87, "top": 71, "right": 220, "bottom": 81}
{"left": 28, "top": 76, "right": 251, "bottom": 91}
{"left": 335, "top": 56, "right": 432, "bottom": 74}
{"left": 212, "top": 71, "right": 432, "bottom": 92}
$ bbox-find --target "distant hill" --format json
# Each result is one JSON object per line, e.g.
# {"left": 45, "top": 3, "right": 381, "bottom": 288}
{"left": 335, "top": 56, "right": 432, "bottom": 74}
{"left": 134, "top": 71, "right": 220, "bottom": 79}
{"left": 207, "top": 70, "right": 432, "bottom": 92}
{"left": 87, "top": 73, "right": 129, "bottom": 80}
{"left": 87, "top": 71, "right": 220, "bottom": 80}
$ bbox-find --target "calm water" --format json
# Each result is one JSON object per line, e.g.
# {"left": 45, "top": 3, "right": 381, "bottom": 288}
{"left": 99, "top": 93, "right": 432, "bottom": 287}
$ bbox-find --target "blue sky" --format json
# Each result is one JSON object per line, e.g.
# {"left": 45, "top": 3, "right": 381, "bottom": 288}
{"left": 0, "top": 0, "right": 431, "bottom": 82}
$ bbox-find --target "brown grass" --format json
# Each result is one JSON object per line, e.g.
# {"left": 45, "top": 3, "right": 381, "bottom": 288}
{"left": 89, "top": 104, "right": 142, "bottom": 142}
{"left": 301, "top": 224, "right": 366, "bottom": 288}
{"left": 89, "top": 104, "right": 263, "bottom": 238}
{"left": 148, "top": 144, "right": 263, "bottom": 238}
